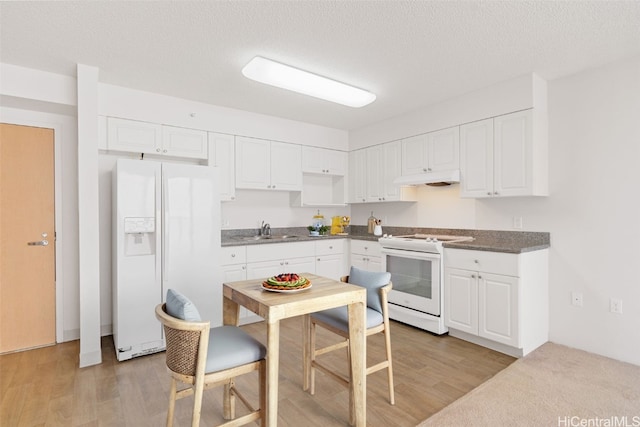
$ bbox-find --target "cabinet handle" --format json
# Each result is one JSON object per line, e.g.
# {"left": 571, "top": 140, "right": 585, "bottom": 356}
{"left": 428, "top": 168, "right": 432, "bottom": 172}
{"left": 156, "top": 148, "right": 161, "bottom": 153}
{"left": 487, "top": 192, "right": 492, "bottom": 196}
{"left": 478, "top": 275, "right": 482, "bottom": 279}
{"left": 423, "top": 168, "right": 427, "bottom": 172}
{"left": 280, "top": 261, "right": 284, "bottom": 265}
{"left": 163, "top": 149, "right": 167, "bottom": 153}
{"left": 242, "top": 266, "right": 246, "bottom": 270}
{"left": 494, "top": 191, "right": 499, "bottom": 195}
{"left": 284, "top": 261, "right": 289, "bottom": 265}
{"left": 317, "top": 258, "right": 321, "bottom": 261}
{"left": 272, "top": 185, "right": 276, "bottom": 189}
{"left": 471, "top": 274, "right": 476, "bottom": 279}
{"left": 474, "top": 259, "right": 479, "bottom": 264}
{"left": 231, "top": 254, "right": 236, "bottom": 258}
{"left": 329, "top": 246, "right": 333, "bottom": 249}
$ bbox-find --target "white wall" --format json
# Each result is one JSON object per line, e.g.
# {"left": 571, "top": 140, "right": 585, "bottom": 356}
{"left": 350, "top": 56, "right": 640, "bottom": 365}
{"left": 475, "top": 56, "right": 640, "bottom": 365}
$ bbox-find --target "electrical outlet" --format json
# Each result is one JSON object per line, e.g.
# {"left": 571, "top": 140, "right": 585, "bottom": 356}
{"left": 610, "top": 298, "right": 623, "bottom": 314}
{"left": 571, "top": 291, "right": 583, "bottom": 307}
{"left": 512, "top": 216, "right": 523, "bottom": 229}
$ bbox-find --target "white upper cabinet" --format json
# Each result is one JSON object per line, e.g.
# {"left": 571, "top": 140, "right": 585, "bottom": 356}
{"left": 208, "top": 132, "right": 236, "bottom": 201}
{"left": 235, "top": 136, "right": 302, "bottom": 191}
{"left": 349, "top": 142, "right": 416, "bottom": 204}
{"left": 107, "top": 117, "right": 161, "bottom": 154}
{"left": 348, "top": 149, "right": 367, "bottom": 203}
{"left": 106, "top": 117, "right": 208, "bottom": 159}
{"left": 460, "top": 109, "right": 548, "bottom": 198}
{"left": 161, "top": 125, "right": 209, "bottom": 159}
{"left": 401, "top": 126, "right": 459, "bottom": 175}
{"left": 302, "top": 147, "right": 347, "bottom": 176}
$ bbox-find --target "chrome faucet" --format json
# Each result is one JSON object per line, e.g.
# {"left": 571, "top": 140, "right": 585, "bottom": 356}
{"left": 260, "top": 221, "right": 271, "bottom": 236}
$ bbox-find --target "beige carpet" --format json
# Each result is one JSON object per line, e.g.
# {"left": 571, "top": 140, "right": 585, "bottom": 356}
{"left": 418, "top": 342, "right": 640, "bottom": 427}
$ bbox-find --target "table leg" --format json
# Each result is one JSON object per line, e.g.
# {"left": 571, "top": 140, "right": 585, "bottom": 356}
{"left": 347, "top": 301, "right": 366, "bottom": 427}
{"left": 223, "top": 296, "right": 239, "bottom": 326}
{"left": 266, "top": 320, "right": 280, "bottom": 426}
{"left": 302, "top": 314, "right": 310, "bottom": 391}
{"left": 222, "top": 296, "right": 239, "bottom": 420}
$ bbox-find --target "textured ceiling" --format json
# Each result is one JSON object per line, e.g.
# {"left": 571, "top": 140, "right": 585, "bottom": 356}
{"left": 1, "top": 1, "right": 639, "bottom": 130}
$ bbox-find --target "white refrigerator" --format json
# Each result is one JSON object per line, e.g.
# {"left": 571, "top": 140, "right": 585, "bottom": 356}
{"left": 112, "top": 159, "right": 221, "bottom": 361}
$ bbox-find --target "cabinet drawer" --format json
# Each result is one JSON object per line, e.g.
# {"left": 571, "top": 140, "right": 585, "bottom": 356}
{"left": 221, "top": 246, "right": 247, "bottom": 265}
{"left": 246, "top": 241, "right": 315, "bottom": 263}
{"left": 444, "top": 248, "right": 519, "bottom": 277}
{"left": 350, "top": 239, "right": 381, "bottom": 257}
{"left": 315, "top": 239, "right": 345, "bottom": 256}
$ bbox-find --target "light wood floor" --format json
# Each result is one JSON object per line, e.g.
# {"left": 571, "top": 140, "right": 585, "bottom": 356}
{"left": 0, "top": 317, "right": 515, "bottom": 426}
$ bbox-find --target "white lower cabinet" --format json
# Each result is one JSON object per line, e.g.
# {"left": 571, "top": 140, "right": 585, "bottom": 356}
{"left": 315, "top": 239, "right": 346, "bottom": 280}
{"left": 444, "top": 248, "right": 548, "bottom": 357}
{"left": 350, "top": 240, "right": 382, "bottom": 272}
{"left": 220, "top": 246, "right": 256, "bottom": 324}
{"left": 246, "top": 241, "right": 316, "bottom": 279}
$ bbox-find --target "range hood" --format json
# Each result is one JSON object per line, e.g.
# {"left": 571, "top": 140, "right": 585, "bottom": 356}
{"left": 393, "top": 169, "right": 460, "bottom": 186}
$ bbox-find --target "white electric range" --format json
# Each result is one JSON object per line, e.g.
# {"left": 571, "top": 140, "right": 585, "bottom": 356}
{"left": 378, "top": 234, "right": 474, "bottom": 334}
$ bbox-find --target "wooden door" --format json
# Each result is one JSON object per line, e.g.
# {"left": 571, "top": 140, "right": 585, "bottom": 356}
{"left": 0, "top": 123, "right": 55, "bottom": 353}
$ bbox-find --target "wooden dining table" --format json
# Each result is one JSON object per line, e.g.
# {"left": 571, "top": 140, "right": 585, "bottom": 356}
{"left": 222, "top": 273, "right": 367, "bottom": 427}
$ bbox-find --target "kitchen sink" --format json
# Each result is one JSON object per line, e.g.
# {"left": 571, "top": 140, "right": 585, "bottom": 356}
{"left": 235, "top": 235, "right": 300, "bottom": 241}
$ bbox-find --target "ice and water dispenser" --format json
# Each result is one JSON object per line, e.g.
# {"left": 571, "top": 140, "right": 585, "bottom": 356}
{"left": 123, "top": 217, "right": 156, "bottom": 256}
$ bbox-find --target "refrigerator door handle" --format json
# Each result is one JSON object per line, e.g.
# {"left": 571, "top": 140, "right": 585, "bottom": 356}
{"left": 161, "top": 168, "right": 169, "bottom": 286}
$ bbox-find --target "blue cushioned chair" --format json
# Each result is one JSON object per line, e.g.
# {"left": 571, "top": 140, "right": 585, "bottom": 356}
{"left": 155, "top": 289, "right": 266, "bottom": 427}
{"left": 307, "top": 267, "right": 395, "bottom": 422}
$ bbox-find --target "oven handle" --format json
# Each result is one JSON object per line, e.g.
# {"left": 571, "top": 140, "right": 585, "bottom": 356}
{"left": 380, "top": 247, "right": 441, "bottom": 261}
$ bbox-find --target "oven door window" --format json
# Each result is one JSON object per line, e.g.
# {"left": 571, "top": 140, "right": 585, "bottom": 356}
{"left": 386, "top": 253, "right": 440, "bottom": 316}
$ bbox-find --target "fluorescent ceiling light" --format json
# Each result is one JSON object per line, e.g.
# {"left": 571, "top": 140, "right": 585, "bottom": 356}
{"left": 242, "top": 56, "right": 376, "bottom": 108}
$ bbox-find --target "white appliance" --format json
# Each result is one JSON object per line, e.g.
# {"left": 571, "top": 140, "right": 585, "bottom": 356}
{"left": 113, "top": 159, "right": 221, "bottom": 361}
{"left": 379, "top": 234, "right": 473, "bottom": 335}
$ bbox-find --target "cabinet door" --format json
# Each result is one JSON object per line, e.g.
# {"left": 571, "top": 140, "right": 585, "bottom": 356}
{"left": 209, "top": 133, "right": 236, "bottom": 201}
{"left": 351, "top": 254, "right": 370, "bottom": 272}
{"left": 325, "top": 149, "right": 347, "bottom": 176}
{"left": 301, "top": 146, "right": 326, "bottom": 174}
{"left": 428, "top": 126, "right": 459, "bottom": 172}
{"left": 460, "top": 118, "right": 494, "bottom": 198}
{"left": 316, "top": 254, "right": 343, "bottom": 281}
{"left": 348, "top": 150, "right": 367, "bottom": 203}
{"left": 235, "top": 137, "right": 270, "bottom": 189}
{"left": 270, "top": 142, "right": 302, "bottom": 191}
{"left": 367, "top": 256, "right": 383, "bottom": 272}
{"left": 478, "top": 273, "right": 519, "bottom": 347}
{"left": 162, "top": 126, "right": 208, "bottom": 159}
{"left": 283, "top": 256, "right": 316, "bottom": 276}
{"left": 220, "top": 264, "right": 251, "bottom": 322}
{"left": 494, "top": 110, "right": 532, "bottom": 197}
{"left": 444, "top": 268, "right": 478, "bottom": 335}
{"left": 107, "top": 117, "right": 161, "bottom": 154}
{"left": 401, "top": 134, "right": 428, "bottom": 175}
{"left": 366, "top": 145, "right": 384, "bottom": 202}
{"left": 382, "top": 141, "right": 402, "bottom": 201}
{"left": 246, "top": 260, "right": 283, "bottom": 280}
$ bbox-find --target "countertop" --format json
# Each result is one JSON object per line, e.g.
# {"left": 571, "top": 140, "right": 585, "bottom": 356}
{"left": 222, "top": 226, "right": 550, "bottom": 254}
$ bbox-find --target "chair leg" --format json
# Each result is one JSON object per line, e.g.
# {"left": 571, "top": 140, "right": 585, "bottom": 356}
{"left": 309, "top": 320, "right": 317, "bottom": 395}
{"left": 223, "top": 379, "right": 236, "bottom": 420}
{"left": 167, "top": 378, "right": 177, "bottom": 427}
{"left": 191, "top": 379, "right": 205, "bottom": 427}
{"left": 384, "top": 329, "right": 395, "bottom": 405}
{"left": 259, "top": 359, "right": 266, "bottom": 425}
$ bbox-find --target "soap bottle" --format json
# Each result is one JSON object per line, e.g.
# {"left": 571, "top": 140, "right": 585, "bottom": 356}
{"left": 367, "top": 211, "right": 376, "bottom": 234}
